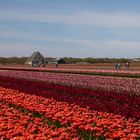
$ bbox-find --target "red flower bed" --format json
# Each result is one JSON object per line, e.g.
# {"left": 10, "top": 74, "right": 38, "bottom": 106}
{"left": 0, "top": 100, "right": 80, "bottom": 139}
{"left": 0, "top": 86, "right": 140, "bottom": 139}
{"left": 0, "top": 76, "right": 140, "bottom": 119}
{"left": 0, "top": 73, "right": 140, "bottom": 139}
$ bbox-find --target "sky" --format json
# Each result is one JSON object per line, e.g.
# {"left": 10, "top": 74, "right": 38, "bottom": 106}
{"left": 0, "top": 0, "right": 140, "bottom": 58}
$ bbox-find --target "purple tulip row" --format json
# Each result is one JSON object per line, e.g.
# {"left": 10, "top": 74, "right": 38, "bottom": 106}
{"left": 0, "top": 70, "right": 140, "bottom": 95}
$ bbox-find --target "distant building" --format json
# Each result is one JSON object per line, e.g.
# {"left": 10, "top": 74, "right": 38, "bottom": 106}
{"left": 132, "top": 58, "right": 140, "bottom": 62}
{"left": 25, "top": 51, "right": 44, "bottom": 65}
{"left": 45, "top": 58, "right": 66, "bottom": 64}
{"left": 44, "top": 57, "right": 55, "bottom": 64}
{"left": 54, "top": 58, "right": 66, "bottom": 64}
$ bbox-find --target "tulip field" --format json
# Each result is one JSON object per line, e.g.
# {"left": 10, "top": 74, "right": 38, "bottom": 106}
{"left": 2, "top": 66, "right": 140, "bottom": 78}
{"left": 0, "top": 69, "right": 140, "bottom": 139}
{"left": 1, "top": 70, "right": 140, "bottom": 95}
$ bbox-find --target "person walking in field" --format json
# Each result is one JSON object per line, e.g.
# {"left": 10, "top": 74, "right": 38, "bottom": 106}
{"left": 115, "top": 63, "right": 118, "bottom": 70}
{"left": 125, "top": 62, "right": 129, "bottom": 69}
{"left": 118, "top": 63, "right": 121, "bottom": 70}
{"left": 56, "top": 63, "right": 58, "bottom": 68}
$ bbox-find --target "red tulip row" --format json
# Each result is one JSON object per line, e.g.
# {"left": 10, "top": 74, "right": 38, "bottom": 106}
{"left": 0, "top": 85, "right": 140, "bottom": 139}
{"left": 0, "top": 76, "right": 140, "bottom": 119}
{"left": 0, "top": 70, "right": 140, "bottom": 95}
{"left": 0, "top": 100, "right": 80, "bottom": 140}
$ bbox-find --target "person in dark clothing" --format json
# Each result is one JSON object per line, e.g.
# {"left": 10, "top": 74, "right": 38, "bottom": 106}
{"left": 56, "top": 63, "right": 58, "bottom": 68}
{"left": 32, "top": 61, "right": 35, "bottom": 68}
{"left": 118, "top": 63, "right": 121, "bottom": 70}
{"left": 115, "top": 63, "right": 118, "bottom": 70}
{"left": 125, "top": 62, "right": 129, "bottom": 69}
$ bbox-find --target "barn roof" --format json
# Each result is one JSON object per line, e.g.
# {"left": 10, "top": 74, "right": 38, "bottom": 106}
{"left": 26, "top": 51, "right": 44, "bottom": 62}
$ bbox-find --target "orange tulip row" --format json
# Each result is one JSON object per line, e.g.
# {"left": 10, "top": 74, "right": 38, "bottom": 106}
{"left": 0, "top": 83, "right": 140, "bottom": 139}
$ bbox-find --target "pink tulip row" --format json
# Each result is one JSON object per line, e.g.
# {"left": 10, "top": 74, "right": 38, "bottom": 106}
{"left": 40, "top": 68, "right": 140, "bottom": 76}
{"left": 0, "top": 85, "right": 140, "bottom": 139}
{"left": 1, "top": 67, "right": 140, "bottom": 77}
{"left": 0, "top": 70, "right": 140, "bottom": 95}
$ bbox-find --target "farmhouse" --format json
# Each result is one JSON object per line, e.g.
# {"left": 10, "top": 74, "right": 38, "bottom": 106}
{"left": 55, "top": 58, "right": 66, "bottom": 64}
{"left": 25, "top": 51, "right": 44, "bottom": 65}
{"left": 45, "top": 58, "right": 66, "bottom": 64}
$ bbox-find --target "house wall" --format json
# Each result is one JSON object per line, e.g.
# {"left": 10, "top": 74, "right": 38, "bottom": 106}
{"left": 25, "top": 61, "right": 32, "bottom": 64}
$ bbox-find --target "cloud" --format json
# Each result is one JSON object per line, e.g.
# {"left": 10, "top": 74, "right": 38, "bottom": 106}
{"left": 45, "top": 12, "right": 140, "bottom": 28}
{"left": 0, "top": 25, "right": 6, "bottom": 29}
{"left": 0, "top": 43, "right": 48, "bottom": 57}
{"left": 0, "top": 29, "right": 96, "bottom": 47}
{"left": 1, "top": 10, "right": 140, "bottom": 28}
{"left": 0, "top": 28, "right": 140, "bottom": 50}
{"left": 102, "top": 40, "right": 140, "bottom": 49}
{"left": 101, "top": 30, "right": 129, "bottom": 35}
{"left": 1, "top": 38, "right": 140, "bottom": 58}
